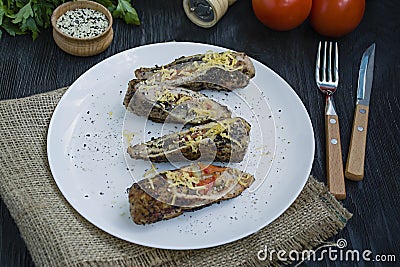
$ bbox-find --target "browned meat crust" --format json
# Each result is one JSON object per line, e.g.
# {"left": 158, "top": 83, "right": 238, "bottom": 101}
{"left": 123, "top": 79, "right": 232, "bottom": 124}
{"left": 134, "top": 51, "right": 255, "bottom": 80}
{"left": 127, "top": 117, "right": 251, "bottom": 163}
{"left": 123, "top": 51, "right": 255, "bottom": 124}
{"left": 123, "top": 79, "right": 141, "bottom": 108}
{"left": 129, "top": 166, "right": 254, "bottom": 225}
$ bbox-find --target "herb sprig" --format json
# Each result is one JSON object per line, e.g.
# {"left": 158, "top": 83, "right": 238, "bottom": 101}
{"left": 0, "top": 0, "right": 140, "bottom": 40}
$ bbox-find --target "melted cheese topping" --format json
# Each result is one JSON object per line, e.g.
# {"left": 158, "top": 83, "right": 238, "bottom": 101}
{"left": 204, "top": 123, "right": 226, "bottom": 137}
{"left": 176, "top": 95, "right": 192, "bottom": 105}
{"left": 184, "top": 134, "right": 203, "bottom": 153}
{"left": 149, "top": 50, "right": 243, "bottom": 83}
{"left": 183, "top": 120, "right": 242, "bottom": 153}
{"left": 188, "top": 107, "right": 212, "bottom": 116}
{"left": 155, "top": 88, "right": 195, "bottom": 107}
{"left": 143, "top": 164, "right": 158, "bottom": 178}
{"left": 123, "top": 130, "right": 134, "bottom": 144}
{"left": 165, "top": 170, "right": 207, "bottom": 190}
{"left": 238, "top": 174, "right": 252, "bottom": 186}
{"left": 201, "top": 50, "right": 243, "bottom": 71}
{"left": 157, "top": 66, "right": 178, "bottom": 81}
{"left": 155, "top": 88, "right": 178, "bottom": 103}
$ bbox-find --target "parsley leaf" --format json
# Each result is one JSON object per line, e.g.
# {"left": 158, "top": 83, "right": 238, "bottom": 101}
{"left": 0, "top": 8, "right": 4, "bottom": 25}
{"left": 20, "top": 16, "right": 39, "bottom": 39}
{"left": 0, "top": 0, "right": 140, "bottom": 39}
{"left": 113, "top": 0, "right": 139, "bottom": 25}
{"left": 95, "top": 0, "right": 116, "bottom": 13}
{"left": 11, "top": 2, "right": 33, "bottom": 24}
{"left": 1, "top": 17, "right": 23, "bottom": 36}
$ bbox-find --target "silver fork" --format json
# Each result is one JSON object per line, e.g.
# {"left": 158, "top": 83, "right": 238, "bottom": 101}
{"left": 315, "top": 41, "right": 346, "bottom": 200}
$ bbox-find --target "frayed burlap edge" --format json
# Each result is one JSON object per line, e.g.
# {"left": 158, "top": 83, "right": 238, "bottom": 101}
{"left": 0, "top": 88, "right": 352, "bottom": 267}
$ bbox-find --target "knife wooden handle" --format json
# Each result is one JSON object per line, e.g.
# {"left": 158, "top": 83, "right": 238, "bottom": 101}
{"left": 325, "top": 114, "right": 346, "bottom": 200}
{"left": 345, "top": 104, "right": 369, "bottom": 181}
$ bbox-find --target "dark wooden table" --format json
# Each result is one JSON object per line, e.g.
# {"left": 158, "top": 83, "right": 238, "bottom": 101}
{"left": 1, "top": 0, "right": 399, "bottom": 266}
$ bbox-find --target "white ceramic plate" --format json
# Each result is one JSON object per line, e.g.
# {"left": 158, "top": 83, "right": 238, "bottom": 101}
{"left": 47, "top": 42, "right": 314, "bottom": 249}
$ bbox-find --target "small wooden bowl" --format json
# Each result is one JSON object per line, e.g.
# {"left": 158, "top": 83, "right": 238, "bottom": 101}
{"left": 51, "top": 1, "right": 113, "bottom": 57}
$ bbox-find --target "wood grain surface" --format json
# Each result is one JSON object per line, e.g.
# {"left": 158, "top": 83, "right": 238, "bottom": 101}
{"left": 325, "top": 114, "right": 346, "bottom": 200}
{"left": 1, "top": 0, "right": 400, "bottom": 266}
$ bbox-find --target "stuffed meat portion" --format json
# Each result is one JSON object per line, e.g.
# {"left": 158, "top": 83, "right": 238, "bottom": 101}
{"left": 130, "top": 51, "right": 255, "bottom": 92}
{"left": 129, "top": 163, "right": 254, "bottom": 225}
{"left": 127, "top": 117, "right": 251, "bottom": 163}
{"left": 135, "top": 50, "right": 255, "bottom": 81}
{"left": 123, "top": 80, "right": 231, "bottom": 124}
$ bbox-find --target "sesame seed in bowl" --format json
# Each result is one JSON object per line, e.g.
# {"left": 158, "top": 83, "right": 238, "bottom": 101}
{"left": 51, "top": 1, "right": 114, "bottom": 57}
{"left": 56, "top": 8, "right": 109, "bottom": 39}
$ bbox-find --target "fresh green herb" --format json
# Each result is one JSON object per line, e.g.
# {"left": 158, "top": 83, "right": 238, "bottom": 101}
{"left": 112, "top": 0, "right": 139, "bottom": 25}
{"left": 0, "top": 0, "right": 140, "bottom": 40}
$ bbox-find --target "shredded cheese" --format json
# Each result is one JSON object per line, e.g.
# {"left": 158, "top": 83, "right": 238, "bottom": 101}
{"left": 188, "top": 136, "right": 203, "bottom": 153}
{"left": 148, "top": 177, "right": 155, "bottom": 190}
{"left": 144, "top": 76, "right": 157, "bottom": 86}
{"left": 155, "top": 88, "right": 177, "bottom": 102}
{"left": 176, "top": 95, "right": 192, "bottom": 105}
{"left": 179, "top": 70, "right": 193, "bottom": 76}
{"left": 204, "top": 123, "right": 226, "bottom": 137}
{"left": 184, "top": 134, "right": 200, "bottom": 153}
{"left": 171, "top": 194, "right": 177, "bottom": 205}
{"left": 123, "top": 130, "right": 134, "bottom": 144}
{"left": 183, "top": 120, "right": 242, "bottom": 153}
{"left": 188, "top": 107, "right": 212, "bottom": 116}
{"left": 200, "top": 50, "right": 244, "bottom": 72}
{"left": 156, "top": 66, "right": 178, "bottom": 81}
{"left": 140, "top": 50, "right": 243, "bottom": 91}
{"left": 155, "top": 88, "right": 195, "bottom": 107}
{"left": 238, "top": 174, "right": 251, "bottom": 186}
{"left": 143, "top": 164, "right": 158, "bottom": 178}
{"left": 238, "top": 179, "right": 247, "bottom": 186}
{"left": 165, "top": 170, "right": 201, "bottom": 189}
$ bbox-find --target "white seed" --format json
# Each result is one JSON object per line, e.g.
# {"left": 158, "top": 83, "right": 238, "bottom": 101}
{"left": 56, "top": 8, "right": 109, "bottom": 39}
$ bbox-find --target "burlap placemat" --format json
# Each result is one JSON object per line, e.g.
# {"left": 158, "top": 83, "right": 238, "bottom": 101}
{"left": 0, "top": 88, "right": 352, "bottom": 267}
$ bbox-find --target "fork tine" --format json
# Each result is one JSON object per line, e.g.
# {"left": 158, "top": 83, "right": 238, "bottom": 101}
{"left": 322, "top": 41, "right": 327, "bottom": 82}
{"left": 327, "top": 42, "right": 332, "bottom": 82}
{"left": 334, "top": 42, "right": 339, "bottom": 83}
{"left": 315, "top": 41, "right": 321, "bottom": 82}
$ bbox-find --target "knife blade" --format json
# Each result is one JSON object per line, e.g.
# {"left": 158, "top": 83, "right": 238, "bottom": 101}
{"left": 345, "top": 43, "right": 376, "bottom": 181}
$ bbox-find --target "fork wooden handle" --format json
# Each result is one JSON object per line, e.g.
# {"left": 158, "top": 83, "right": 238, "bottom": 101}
{"left": 345, "top": 104, "right": 369, "bottom": 181}
{"left": 325, "top": 114, "right": 346, "bottom": 199}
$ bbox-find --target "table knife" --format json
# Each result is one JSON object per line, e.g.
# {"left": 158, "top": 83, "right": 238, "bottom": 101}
{"left": 345, "top": 43, "right": 376, "bottom": 181}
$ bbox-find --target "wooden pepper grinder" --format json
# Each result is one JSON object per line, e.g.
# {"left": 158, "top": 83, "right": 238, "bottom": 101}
{"left": 183, "top": 0, "right": 237, "bottom": 28}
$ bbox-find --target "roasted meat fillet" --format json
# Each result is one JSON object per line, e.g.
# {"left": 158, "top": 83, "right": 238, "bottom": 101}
{"left": 127, "top": 117, "right": 251, "bottom": 163}
{"left": 127, "top": 51, "right": 255, "bottom": 95}
{"left": 123, "top": 80, "right": 232, "bottom": 124}
{"left": 129, "top": 163, "right": 254, "bottom": 225}
{"left": 123, "top": 50, "right": 255, "bottom": 123}
{"left": 134, "top": 50, "right": 255, "bottom": 81}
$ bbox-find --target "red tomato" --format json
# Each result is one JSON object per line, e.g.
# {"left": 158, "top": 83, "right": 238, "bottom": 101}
{"left": 252, "top": 0, "right": 312, "bottom": 31}
{"left": 198, "top": 163, "right": 226, "bottom": 174}
{"left": 310, "top": 0, "right": 365, "bottom": 38}
{"left": 197, "top": 176, "right": 216, "bottom": 186}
